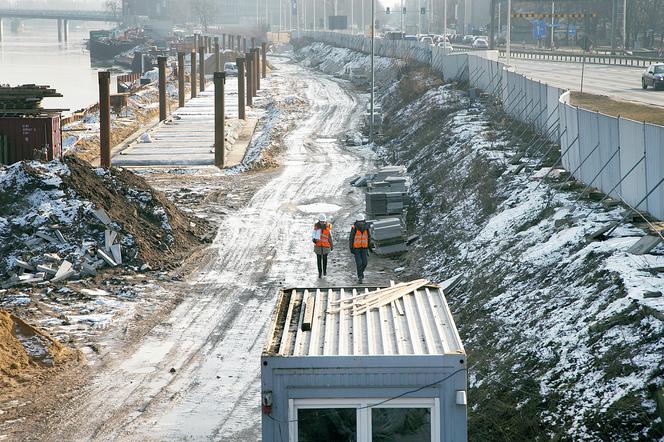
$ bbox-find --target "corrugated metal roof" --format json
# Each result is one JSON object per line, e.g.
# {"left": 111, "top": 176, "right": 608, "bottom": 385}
{"left": 265, "top": 282, "right": 465, "bottom": 357}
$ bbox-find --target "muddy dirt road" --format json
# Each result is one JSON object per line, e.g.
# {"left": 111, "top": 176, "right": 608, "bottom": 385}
{"left": 30, "top": 57, "right": 373, "bottom": 441}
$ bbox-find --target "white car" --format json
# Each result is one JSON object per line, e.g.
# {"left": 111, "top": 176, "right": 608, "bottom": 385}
{"left": 420, "top": 36, "right": 434, "bottom": 46}
{"left": 437, "top": 42, "right": 454, "bottom": 53}
{"left": 224, "top": 62, "right": 238, "bottom": 76}
{"left": 472, "top": 38, "right": 489, "bottom": 49}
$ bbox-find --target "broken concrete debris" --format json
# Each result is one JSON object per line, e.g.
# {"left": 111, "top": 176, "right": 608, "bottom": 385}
{"left": 2, "top": 220, "right": 124, "bottom": 288}
{"left": 93, "top": 207, "right": 112, "bottom": 225}
{"left": 110, "top": 244, "right": 123, "bottom": 265}
{"left": 626, "top": 235, "right": 663, "bottom": 256}
{"left": 97, "top": 249, "right": 118, "bottom": 267}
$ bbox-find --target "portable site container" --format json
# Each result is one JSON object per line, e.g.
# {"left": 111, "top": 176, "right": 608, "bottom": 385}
{"left": 0, "top": 116, "right": 62, "bottom": 165}
{"left": 261, "top": 282, "right": 467, "bottom": 442}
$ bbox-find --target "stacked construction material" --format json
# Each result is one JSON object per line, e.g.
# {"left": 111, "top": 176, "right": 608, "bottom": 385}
{"left": 365, "top": 166, "right": 411, "bottom": 219}
{"left": 0, "top": 84, "right": 63, "bottom": 115}
{"left": 369, "top": 217, "right": 409, "bottom": 256}
{"left": 365, "top": 192, "right": 411, "bottom": 218}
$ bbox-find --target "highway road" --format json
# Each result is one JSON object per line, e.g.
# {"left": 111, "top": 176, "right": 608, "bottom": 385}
{"left": 507, "top": 59, "right": 664, "bottom": 108}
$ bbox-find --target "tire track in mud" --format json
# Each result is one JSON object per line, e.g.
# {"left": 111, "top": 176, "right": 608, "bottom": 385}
{"left": 36, "top": 58, "right": 370, "bottom": 442}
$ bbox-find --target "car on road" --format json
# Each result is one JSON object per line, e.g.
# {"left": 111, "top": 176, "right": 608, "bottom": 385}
{"left": 224, "top": 62, "right": 238, "bottom": 76}
{"left": 419, "top": 36, "right": 434, "bottom": 46}
{"left": 472, "top": 38, "right": 489, "bottom": 49}
{"left": 642, "top": 63, "right": 664, "bottom": 90}
{"left": 437, "top": 41, "right": 454, "bottom": 53}
{"left": 462, "top": 35, "right": 475, "bottom": 45}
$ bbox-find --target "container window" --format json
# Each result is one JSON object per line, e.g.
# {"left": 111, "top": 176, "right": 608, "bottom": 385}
{"left": 297, "top": 408, "right": 357, "bottom": 442}
{"left": 371, "top": 408, "right": 431, "bottom": 441}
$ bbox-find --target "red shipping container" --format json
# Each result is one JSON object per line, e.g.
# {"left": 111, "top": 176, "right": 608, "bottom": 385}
{"left": 0, "top": 116, "right": 62, "bottom": 164}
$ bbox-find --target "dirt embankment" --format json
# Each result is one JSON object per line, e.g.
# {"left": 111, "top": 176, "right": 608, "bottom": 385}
{"left": 63, "top": 156, "right": 210, "bottom": 268}
{"left": 296, "top": 41, "right": 664, "bottom": 441}
{"left": 0, "top": 310, "right": 79, "bottom": 396}
{"left": 377, "top": 67, "right": 664, "bottom": 441}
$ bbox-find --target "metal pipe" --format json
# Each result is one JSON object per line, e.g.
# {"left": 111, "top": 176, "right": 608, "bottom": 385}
{"left": 199, "top": 46, "right": 206, "bottom": 92}
{"left": 245, "top": 52, "right": 253, "bottom": 107}
{"left": 255, "top": 48, "right": 261, "bottom": 91}
{"left": 574, "top": 148, "right": 620, "bottom": 203}
{"left": 262, "top": 42, "right": 267, "bottom": 78}
{"left": 98, "top": 71, "right": 111, "bottom": 168}
{"left": 506, "top": 0, "right": 512, "bottom": 65}
{"left": 598, "top": 155, "right": 646, "bottom": 204}
{"left": 190, "top": 50, "right": 197, "bottom": 98}
{"left": 370, "top": 0, "right": 375, "bottom": 142}
{"left": 158, "top": 56, "right": 167, "bottom": 121}
{"left": 215, "top": 37, "right": 220, "bottom": 73}
{"left": 177, "top": 52, "right": 185, "bottom": 108}
{"left": 237, "top": 57, "right": 246, "bottom": 120}
{"left": 214, "top": 72, "right": 226, "bottom": 168}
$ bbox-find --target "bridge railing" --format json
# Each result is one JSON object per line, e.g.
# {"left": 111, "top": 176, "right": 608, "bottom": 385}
{"left": 499, "top": 49, "right": 662, "bottom": 68}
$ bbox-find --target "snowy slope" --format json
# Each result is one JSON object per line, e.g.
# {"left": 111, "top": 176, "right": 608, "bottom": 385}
{"left": 298, "top": 43, "right": 664, "bottom": 441}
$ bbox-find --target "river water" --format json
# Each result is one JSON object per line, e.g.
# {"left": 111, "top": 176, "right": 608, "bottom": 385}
{"left": 0, "top": 19, "right": 115, "bottom": 114}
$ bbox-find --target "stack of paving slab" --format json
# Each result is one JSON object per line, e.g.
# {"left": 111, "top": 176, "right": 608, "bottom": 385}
{"left": 369, "top": 217, "right": 409, "bottom": 256}
{"left": 365, "top": 166, "right": 411, "bottom": 220}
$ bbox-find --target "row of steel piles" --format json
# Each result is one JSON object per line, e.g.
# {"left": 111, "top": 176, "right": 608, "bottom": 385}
{"left": 98, "top": 36, "right": 268, "bottom": 170}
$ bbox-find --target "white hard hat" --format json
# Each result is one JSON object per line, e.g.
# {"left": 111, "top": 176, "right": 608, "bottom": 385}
{"left": 318, "top": 213, "right": 327, "bottom": 222}
{"left": 356, "top": 213, "right": 366, "bottom": 221}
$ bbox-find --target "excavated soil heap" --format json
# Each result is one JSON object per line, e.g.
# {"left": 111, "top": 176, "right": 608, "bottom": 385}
{"left": 0, "top": 310, "right": 77, "bottom": 393}
{"left": 63, "top": 156, "right": 210, "bottom": 269}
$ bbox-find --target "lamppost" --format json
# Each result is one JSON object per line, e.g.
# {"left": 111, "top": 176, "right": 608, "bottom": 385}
{"left": 506, "top": 0, "right": 512, "bottom": 65}
{"left": 370, "top": 0, "right": 375, "bottom": 142}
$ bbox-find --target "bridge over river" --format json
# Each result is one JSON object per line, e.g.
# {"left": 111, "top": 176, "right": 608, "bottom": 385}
{"left": 0, "top": 8, "right": 122, "bottom": 42}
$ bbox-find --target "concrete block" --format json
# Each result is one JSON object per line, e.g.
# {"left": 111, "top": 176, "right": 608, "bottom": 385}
{"left": 110, "top": 244, "right": 122, "bottom": 265}
{"left": 55, "top": 229, "right": 66, "bottom": 244}
{"left": 585, "top": 222, "right": 620, "bottom": 243}
{"left": 81, "top": 263, "right": 98, "bottom": 276}
{"left": 43, "top": 253, "right": 62, "bottom": 263}
{"left": 93, "top": 208, "right": 112, "bottom": 225}
{"left": 53, "top": 260, "right": 73, "bottom": 282}
{"left": 627, "top": 235, "right": 663, "bottom": 255}
{"left": 36, "top": 231, "right": 58, "bottom": 244}
{"left": 14, "top": 259, "right": 35, "bottom": 271}
{"left": 36, "top": 264, "right": 57, "bottom": 275}
{"left": 105, "top": 230, "right": 118, "bottom": 251}
{"left": 97, "top": 249, "right": 117, "bottom": 267}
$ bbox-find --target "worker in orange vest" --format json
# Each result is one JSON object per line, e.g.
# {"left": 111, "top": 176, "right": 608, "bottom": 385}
{"left": 313, "top": 214, "right": 333, "bottom": 278}
{"left": 349, "top": 214, "right": 370, "bottom": 284}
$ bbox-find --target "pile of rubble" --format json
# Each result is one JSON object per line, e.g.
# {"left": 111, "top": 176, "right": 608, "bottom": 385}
{"left": 352, "top": 165, "right": 412, "bottom": 256}
{"left": 2, "top": 207, "right": 139, "bottom": 289}
{"left": 0, "top": 157, "right": 209, "bottom": 290}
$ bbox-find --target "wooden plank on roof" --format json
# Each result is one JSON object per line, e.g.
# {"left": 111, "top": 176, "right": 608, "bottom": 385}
{"left": 301, "top": 289, "right": 315, "bottom": 331}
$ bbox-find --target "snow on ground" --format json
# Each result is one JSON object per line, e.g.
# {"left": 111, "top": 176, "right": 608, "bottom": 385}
{"left": 296, "top": 42, "right": 664, "bottom": 440}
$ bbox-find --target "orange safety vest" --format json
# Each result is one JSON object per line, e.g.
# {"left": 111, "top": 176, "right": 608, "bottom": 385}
{"left": 315, "top": 224, "right": 332, "bottom": 248}
{"left": 353, "top": 229, "right": 369, "bottom": 249}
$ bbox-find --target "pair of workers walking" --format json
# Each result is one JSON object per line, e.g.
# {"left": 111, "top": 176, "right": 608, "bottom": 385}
{"left": 312, "top": 213, "right": 371, "bottom": 283}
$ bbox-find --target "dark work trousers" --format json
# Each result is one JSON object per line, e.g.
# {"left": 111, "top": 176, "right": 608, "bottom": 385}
{"left": 316, "top": 254, "right": 328, "bottom": 277}
{"left": 353, "top": 249, "right": 369, "bottom": 279}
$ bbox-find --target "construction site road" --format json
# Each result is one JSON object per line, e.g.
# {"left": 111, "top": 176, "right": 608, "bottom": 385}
{"left": 32, "top": 57, "right": 372, "bottom": 441}
{"left": 508, "top": 59, "right": 664, "bottom": 108}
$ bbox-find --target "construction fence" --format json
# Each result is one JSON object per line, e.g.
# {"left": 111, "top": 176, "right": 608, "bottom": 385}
{"left": 298, "top": 31, "right": 664, "bottom": 221}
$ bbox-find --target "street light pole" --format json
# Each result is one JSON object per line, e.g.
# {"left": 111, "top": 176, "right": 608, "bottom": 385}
{"left": 506, "top": 0, "right": 512, "bottom": 65}
{"left": 622, "top": 0, "right": 627, "bottom": 50}
{"left": 551, "top": 1, "right": 555, "bottom": 49}
{"left": 443, "top": 0, "right": 447, "bottom": 40}
{"left": 370, "top": 0, "right": 375, "bottom": 142}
